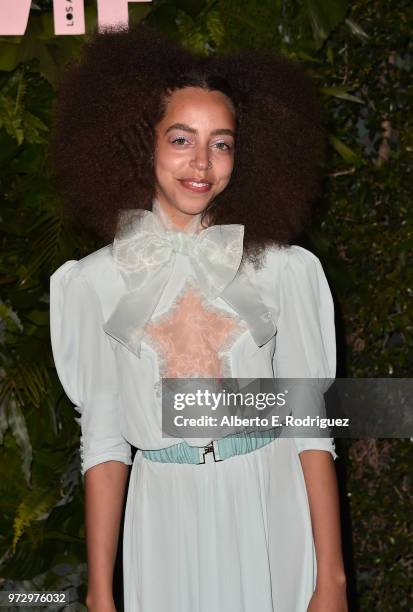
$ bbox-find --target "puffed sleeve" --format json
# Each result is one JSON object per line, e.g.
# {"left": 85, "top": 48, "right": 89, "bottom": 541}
{"left": 50, "top": 260, "right": 133, "bottom": 476}
{"left": 272, "top": 246, "right": 338, "bottom": 460}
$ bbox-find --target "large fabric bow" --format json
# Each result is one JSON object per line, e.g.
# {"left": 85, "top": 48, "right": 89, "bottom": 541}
{"left": 103, "top": 209, "right": 277, "bottom": 357}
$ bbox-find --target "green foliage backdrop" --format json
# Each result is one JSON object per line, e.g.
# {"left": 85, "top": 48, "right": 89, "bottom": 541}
{"left": 0, "top": 1, "right": 412, "bottom": 609}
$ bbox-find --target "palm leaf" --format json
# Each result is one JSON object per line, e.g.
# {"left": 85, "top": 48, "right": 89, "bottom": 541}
{"left": 19, "top": 210, "right": 63, "bottom": 283}
{"left": 16, "top": 360, "right": 50, "bottom": 406}
{"left": 12, "top": 486, "right": 61, "bottom": 553}
{"left": 5, "top": 394, "right": 33, "bottom": 486}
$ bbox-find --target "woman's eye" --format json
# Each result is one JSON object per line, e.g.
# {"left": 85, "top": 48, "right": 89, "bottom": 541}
{"left": 170, "top": 137, "right": 233, "bottom": 150}
{"left": 171, "top": 136, "right": 189, "bottom": 145}
{"left": 213, "top": 141, "right": 233, "bottom": 151}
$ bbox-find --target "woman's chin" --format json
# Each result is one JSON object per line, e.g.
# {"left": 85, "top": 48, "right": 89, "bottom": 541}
{"left": 173, "top": 194, "right": 211, "bottom": 215}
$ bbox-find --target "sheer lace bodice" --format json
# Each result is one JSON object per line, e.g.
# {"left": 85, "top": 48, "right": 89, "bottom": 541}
{"left": 144, "top": 199, "right": 248, "bottom": 378}
{"left": 144, "top": 279, "right": 248, "bottom": 379}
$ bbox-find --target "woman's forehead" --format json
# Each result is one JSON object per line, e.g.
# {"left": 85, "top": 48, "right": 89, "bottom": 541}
{"left": 159, "top": 87, "right": 236, "bottom": 127}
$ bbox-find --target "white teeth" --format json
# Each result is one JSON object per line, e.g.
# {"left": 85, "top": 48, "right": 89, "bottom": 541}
{"left": 188, "top": 181, "right": 209, "bottom": 187}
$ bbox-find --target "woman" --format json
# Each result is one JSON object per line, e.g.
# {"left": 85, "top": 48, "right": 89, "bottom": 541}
{"left": 49, "top": 22, "right": 347, "bottom": 612}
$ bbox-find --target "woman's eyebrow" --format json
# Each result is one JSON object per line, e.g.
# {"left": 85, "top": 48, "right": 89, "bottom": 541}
{"left": 164, "top": 122, "right": 235, "bottom": 137}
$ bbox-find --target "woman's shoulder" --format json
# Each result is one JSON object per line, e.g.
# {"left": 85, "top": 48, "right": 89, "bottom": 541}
{"left": 260, "top": 243, "right": 323, "bottom": 276}
{"left": 51, "top": 243, "right": 113, "bottom": 280}
{"left": 50, "top": 243, "right": 121, "bottom": 303}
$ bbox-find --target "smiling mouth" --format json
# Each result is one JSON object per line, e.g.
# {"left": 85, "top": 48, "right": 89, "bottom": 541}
{"left": 179, "top": 178, "right": 212, "bottom": 186}
{"left": 178, "top": 178, "right": 213, "bottom": 192}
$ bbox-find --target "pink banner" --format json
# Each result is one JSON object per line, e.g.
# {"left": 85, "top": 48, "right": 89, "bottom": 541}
{"left": 97, "top": 0, "right": 149, "bottom": 31}
{"left": 0, "top": 0, "right": 31, "bottom": 35}
{"left": 0, "top": 0, "right": 151, "bottom": 36}
{"left": 53, "top": 0, "right": 85, "bottom": 35}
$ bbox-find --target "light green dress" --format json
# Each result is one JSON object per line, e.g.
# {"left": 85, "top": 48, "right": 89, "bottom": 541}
{"left": 50, "top": 199, "right": 338, "bottom": 611}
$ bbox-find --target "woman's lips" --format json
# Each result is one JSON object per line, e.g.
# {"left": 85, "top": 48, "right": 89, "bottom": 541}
{"left": 178, "top": 179, "right": 212, "bottom": 193}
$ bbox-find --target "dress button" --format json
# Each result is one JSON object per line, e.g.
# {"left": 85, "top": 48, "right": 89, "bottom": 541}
{"left": 154, "top": 381, "right": 162, "bottom": 398}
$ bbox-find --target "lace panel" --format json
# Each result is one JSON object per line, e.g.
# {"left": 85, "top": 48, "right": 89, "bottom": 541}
{"left": 143, "top": 277, "right": 248, "bottom": 380}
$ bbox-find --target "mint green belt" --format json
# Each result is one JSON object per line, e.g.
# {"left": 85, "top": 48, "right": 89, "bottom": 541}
{"left": 142, "top": 428, "right": 281, "bottom": 464}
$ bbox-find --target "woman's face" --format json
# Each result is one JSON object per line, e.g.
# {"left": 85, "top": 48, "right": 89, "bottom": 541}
{"left": 154, "top": 86, "right": 236, "bottom": 229}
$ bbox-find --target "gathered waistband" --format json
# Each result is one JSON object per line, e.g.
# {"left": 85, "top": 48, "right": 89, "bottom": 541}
{"left": 142, "top": 428, "right": 281, "bottom": 465}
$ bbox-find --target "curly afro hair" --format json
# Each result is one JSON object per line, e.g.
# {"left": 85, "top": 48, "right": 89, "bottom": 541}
{"left": 49, "top": 21, "right": 327, "bottom": 264}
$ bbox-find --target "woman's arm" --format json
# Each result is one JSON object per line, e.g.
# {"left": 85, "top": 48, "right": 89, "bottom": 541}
{"left": 85, "top": 461, "right": 130, "bottom": 612}
{"left": 299, "top": 450, "right": 348, "bottom": 611}
{"left": 50, "top": 264, "right": 133, "bottom": 610}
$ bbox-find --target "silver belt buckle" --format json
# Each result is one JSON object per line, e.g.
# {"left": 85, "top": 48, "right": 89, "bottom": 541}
{"left": 200, "top": 441, "right": 222, "bottom": 464}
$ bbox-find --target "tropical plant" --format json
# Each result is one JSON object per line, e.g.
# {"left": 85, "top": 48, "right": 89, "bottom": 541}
{"left": 0, "top": 1, "right": 411, "bottom": 609}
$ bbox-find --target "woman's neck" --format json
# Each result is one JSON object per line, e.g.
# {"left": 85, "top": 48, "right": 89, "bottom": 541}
{"left": 151, "top": 197, "right": 207, "bottom": 234}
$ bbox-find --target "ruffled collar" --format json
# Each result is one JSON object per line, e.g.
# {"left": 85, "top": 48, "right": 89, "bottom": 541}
{"left": 103, "top": 199, "right": 277, "bottom": 357}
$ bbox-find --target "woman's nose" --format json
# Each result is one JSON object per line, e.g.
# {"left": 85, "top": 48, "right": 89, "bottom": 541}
{"left": 190, "top": 146, "right": 210, "bottom": 171}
